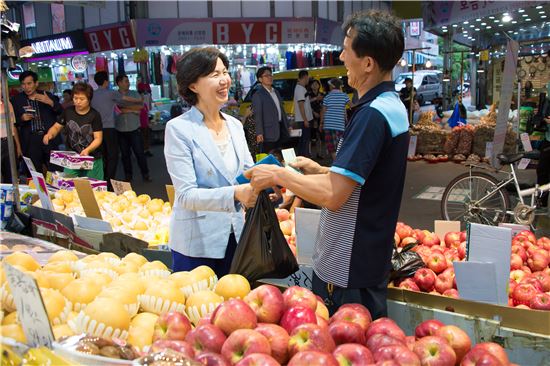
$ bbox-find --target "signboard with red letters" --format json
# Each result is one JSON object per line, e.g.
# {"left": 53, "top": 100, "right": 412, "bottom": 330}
{"left": 84, "top": 22, "right": 135, "bottom": 52}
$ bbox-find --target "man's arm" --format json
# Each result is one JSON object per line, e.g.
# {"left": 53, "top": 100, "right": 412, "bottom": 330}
{"left": 120, "top": 105, "right": 143, "bottom": 114}
{"left": 298, "top": 101, "right": 309, "bottom": 128}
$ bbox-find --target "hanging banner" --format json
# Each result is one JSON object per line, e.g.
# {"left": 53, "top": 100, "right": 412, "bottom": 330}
{"left": 136, "top": 18, "right": 318, "bottom": 47}
{"left": 492, "top": 40, "right": 519, "bottom": 167}
{"left": 21, "top": 30, "right": 88, "bottom": 62}
{"left": 84, "top": 22, "right": 136, "bottom": 52}
{"left": 315, "top": 18, "right": 344, "bottom": 45}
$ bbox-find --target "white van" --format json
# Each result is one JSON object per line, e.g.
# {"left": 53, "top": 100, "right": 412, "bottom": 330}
{"left": 395, "top": 70, "right": 442, "bottom": 105}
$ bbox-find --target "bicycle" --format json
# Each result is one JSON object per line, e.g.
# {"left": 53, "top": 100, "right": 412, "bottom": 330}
{"left": 440, "top": 150, "right": 545, "bottom": 229}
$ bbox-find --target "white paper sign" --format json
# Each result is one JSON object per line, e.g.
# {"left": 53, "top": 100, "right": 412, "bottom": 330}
{"left": 31, "top": 171, "right": 54, "bottom": 211}
{"left": 467, "top": 223, "right": 512, "bottom": 305}
{"left": 4, "top": 263, "right": 54, "bottom": 347}
{"left": 408, "top": 135, "right": 418, "bottom": 158}
{"left": 454, "top": 261, "right": 499, "bottom": 304}
{"left": 520, "top": 132, "right": 533, "bottom": 152}
{"left": 73, "top": 215, "right": 113, "bottom": 232}
{"left": 517, "top": 158, "right": 530, "bottom": 170}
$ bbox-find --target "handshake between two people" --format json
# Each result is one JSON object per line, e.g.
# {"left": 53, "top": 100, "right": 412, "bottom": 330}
{"left": 235, "top": 157, "right": 324, "bottom": 208}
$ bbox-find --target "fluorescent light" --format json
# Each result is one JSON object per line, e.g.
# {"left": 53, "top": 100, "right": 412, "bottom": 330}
{"left": 452, "top": 24, "right": 458, "bottom": 28}
{"left": 518, "top": 9, "right": 525, "bottom": 13}
{"left": 502, "top": 15, "right": 513, "bottom": 22}
{"left": 523, "top": 14, "right": 529, "bottom": 17}
{"left": 477, "top": 69, "right": 484, "bottom": 73}
{"left": 542, "top": 15, "right": 548, "bottom": 18}
{"left": 470, "top": 24, "right": 475, "bottom": 28}
{"left": 489, "top": 16, "right": 495, "bottom": 19}
{"left": 476, "top": 18, "right": 482, "bottom": 21}
{"left": 481, "top": 22, "right": 487, "bottom": 25}
{"left": 486, "top": 26, "right": 492, "bottom": 29}
{"left": 539, "top": 11, "right": 545, "bottom": 14}
{"left": 526, "top": 18, "right": 531, "bottom": 21}
{"left": 471, "top": 38, "right": 476, "bottom": 41}
{"left": 463, "top": 21, "right": 469, "bottom": 24}
{"left": 536, "top": 5, "right": 543, "bottom": 9}
{"left": 498, "top": 24, "right": 504, "bottom": 27}
{"left": 494, "top": 19, "right": 500, "bottom": 23}
{"left": 512, "top": 20, "right": 517, "bottom": 24}
{"left": 442, "top": 26, "right": 447, "bottom": 29}
{"left": 475, "top": 28, "right": 480, "bottom": 31}
{"left": 442, "top": 29, "right": 448, "bottom": 33}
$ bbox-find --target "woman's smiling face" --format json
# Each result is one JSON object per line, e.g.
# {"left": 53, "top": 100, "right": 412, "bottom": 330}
{"left": 192, "top": 58, "right": 231, "bottom": 106}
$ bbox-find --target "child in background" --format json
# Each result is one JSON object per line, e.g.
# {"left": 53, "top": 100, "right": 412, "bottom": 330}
{"left": 42, "top": 83, "right": 104, "bottom": 179}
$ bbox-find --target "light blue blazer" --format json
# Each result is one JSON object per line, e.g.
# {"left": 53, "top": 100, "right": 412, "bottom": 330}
{"left": 164, "top": 106, "right": 254, "bottom": 258}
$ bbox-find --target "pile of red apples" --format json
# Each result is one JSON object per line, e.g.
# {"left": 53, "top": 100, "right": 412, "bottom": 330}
{"left": 394, "top": 222, "right": 550, "bottom": 311}
{"left": 276, "top": 208, "right": 297, "bottom": 258}
{"left": 148, "top": 285, "right": 514, "bottom": 365}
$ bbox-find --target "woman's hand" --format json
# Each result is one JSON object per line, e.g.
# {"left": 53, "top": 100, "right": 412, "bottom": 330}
{"left": 234, "top": 184, "right": 258, "bottom": 208}
{"left": 80, "top": 149, "right": 90, "bottom": 156}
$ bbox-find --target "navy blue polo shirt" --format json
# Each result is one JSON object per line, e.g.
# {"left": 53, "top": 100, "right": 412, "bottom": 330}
{"left": 312, "top": 81, "right": 409, "bottom": 288}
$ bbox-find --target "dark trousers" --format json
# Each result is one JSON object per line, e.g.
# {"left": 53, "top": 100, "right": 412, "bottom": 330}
{"left": 171, "top": 233, "right": 238, "bottom": 279}
{"left": 537, "top": 140, "right": 550, "bottom": 206}
{"left": 117, "top": 129, "right": 149, "bottom": 180}
{"left": 297, "top": 120, "right": 312, "bottom": 158}
{"left": 312, "top": 272, "right": 389, "bottom": 320}
{"left": 102, "top": 128, "right": 118, "bottom": 189}
{"left": 20, "top": 131, "right": 59, "bottom": 176}
{"left": 1, "top": 138, "right": 14, "bottom": 183}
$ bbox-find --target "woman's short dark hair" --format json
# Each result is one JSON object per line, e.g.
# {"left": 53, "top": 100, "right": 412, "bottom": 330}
{"left": 176, "top": 47, "right": 229, "bottom": 106}
{"left": 342, "top": 10, "right": 404, "bottom": 72}
{"left": 72, "top": 82, "right": 93, "bottom": 101}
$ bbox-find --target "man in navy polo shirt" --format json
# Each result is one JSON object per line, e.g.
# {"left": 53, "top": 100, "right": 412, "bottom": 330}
{"left": 245, "top": 10, "right": 408, "bottom": 319}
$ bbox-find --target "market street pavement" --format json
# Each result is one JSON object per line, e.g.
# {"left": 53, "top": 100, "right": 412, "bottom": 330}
{"left": 126, "top": 143, "right": 542, "bottom": 233}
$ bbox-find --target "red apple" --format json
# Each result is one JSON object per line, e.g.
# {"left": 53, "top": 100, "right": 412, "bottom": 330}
{"left": 329, "top": 321, "right": 366, "bottom": 345}
{"left": 509, "top": 254, "right": 523, "bottom": 270}
{"left": 151, "top": 340, "right": 195, "bottom": 359}
{"left": 195, "top": 352, "right": 231, "bottom": 366}
{"left": 531, "top": 271, "right": 550, "bottom": 292}
{"left": 413, "top": 229, "right": 427, "bottom": 243}
{"left": 316, "top": 314, "right": 329, "bottom": 329}
{"left": 373, "top": 345, "right": 421, "bottom": 366}
{"left": 512, "top": 235, "right": 532, "bottom": 249}
{"left": 243, "top": 284, "right": 284, "bottom": 324}
{"left": 460, "top": 348, "right": 502, "bottom": 366}
{"left": 400, "top": 236, "right": 418, "bottom": 248}
{"left": 414, "top": 268, "right": 437, "bottom": 292}
{"left": 197, "top": 313, "right": 213, "bottom": 327}
{"left": 279, "top": 220, "right": 294, "bottom": 236}
{"left": 288, "top": 323, "right": 336, "bottom": 357}
{"left": 220, "top": 329, "right": 271, "bottom": 365}
{"left": 254, "top": 323, "right": 290, "bottom": 365}
{"left": 459, "top": 231, "right": 467, "bottom": 242}
{"left": 508, "top": 279, "right": 517, "bottom": 296}
{"left": 212, "top": 299, "right": 257, "bottom": 336}
{"left": 287, "top": 351, "right": 339, "bottom": 366}
{"left": 511, "top": 245, "right": 527, "bottom": 263}
{"left": 329, "top": 306, "right": 371, "bottom": 332}
{"left": 435, "top": 325, "right": 471, "bottom": 363}
{"left": 416, "top": 246, "right": 433, "bottom": 263}
{"left": 537, "top": 236, "right": 550, "bottom": 251}
{"left": 423, "top": 233, "right": 441, "bottom": 247}
{"left": 517, "top": 230, "right": 536, "bottom": 244}
{"left": 431, "top": 245, "right": 445, "bottom": 254}
{"left": 153, "top": 311, "right": 193, "bottom": 341}
{"left": 398, "top": 278, "right": 421, "bottom": 292}
{"left": 405, "top": 336, "right": 416, "bottom": 351}
{"left": 235, "top": 353, "right": 280, "bottom": 366}
{"left": 185, "top": 324, "right": 227, "bottom": 355}
{"left": 471, "top": 342, "right": 509, "bottom": 366}
{"left": 366, "top": 333, "right": 404, "bottom": 352}
{"left": 412, "top": 336, "right": 456, "bottom": 366}
{"left": 516, "top": 304, "right": 531, "bottom": 309}
{"left": 441, "top": 267, "right": 457, "bottom": 289}
{"left": 443, "top": 289, "right": 459, "bottom": 298}
{"left": 282, "top": 286, "right": 318, "bottom": 311}
{"left": 509, "top": 270, "right": 526, "bottom": 283}
{"left": 427, "top": 252, "right": 448, "bottom": 274}
{"left": 444, "top": 232, "right": 462, "bottom": 248}
{"left": 521, "top": 266, "right": 532, "bottom": 274}
{"left": 365, "top": 318, "right": 406, "bottom": 342}
{"left": 333, "top": 343, "right": 374, "bottom": 365}
{"left": 395, "top": 232, "right": 401, "bottom": 246}
{"left": 396, "top": 223, "right": 413, "bottom": 240}
{"left": 276, "top": 208, "right": 290, "bottom": 222}
{"left": 520, "top": 276, "right": 544, "bottom": 292}
{"left": 435, "top": 275, "right": 453, "bottom": 294}
{"left": 280, "top": 306, "right": 317, "bottom": 333}
{"left": 414, "top": 319, "right": 445, "bottom": 339}
{"left": 457, "top": 242, "right": 467, "bottom": 260}
{"left": 530, "top": 292, "right": 550, "bottom": 310}
{"left": 527, "top": 250, "right": 549, "bottom": 272}
{"left": 337, "top": 303, "right": 372, "bottom": 321}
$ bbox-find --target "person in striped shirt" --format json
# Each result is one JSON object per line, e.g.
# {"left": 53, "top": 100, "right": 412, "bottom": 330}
{"left": 320, "top": 78, "right": 350, "bottom": 160}
{"left": 245, "top": 10, "right": 408, "bottom": 319}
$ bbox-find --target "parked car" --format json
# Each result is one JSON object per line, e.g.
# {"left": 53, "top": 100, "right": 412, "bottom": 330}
{"left": 395, "top": 70, "right": 443, "bottom": 105}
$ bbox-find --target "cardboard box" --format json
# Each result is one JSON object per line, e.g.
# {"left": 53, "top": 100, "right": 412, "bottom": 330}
{"left": 50, "top": 151, "right": 94, "bottom": 170}
{"left": 388, "top": 288, "right": 550, "bottom": 335}
{"left": 49, "top": 172, "right": 107, "bottom": 191}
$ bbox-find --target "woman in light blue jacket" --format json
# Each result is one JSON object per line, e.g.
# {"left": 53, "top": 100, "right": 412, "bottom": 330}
{"left": 164, "top": 47, "right": 257, "bottom": 277}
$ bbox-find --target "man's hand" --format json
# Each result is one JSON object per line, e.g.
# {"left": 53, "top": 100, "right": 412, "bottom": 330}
{"left": 21, "top": 113, "right": 34, "bottom": 122}
{"left": 234, "top": 184, "right": 258, "bottom": 208}
{"left": 42, "top": 134, "right": 51, "bottom": 145}
{"left": 256, "top": 134, "right": 264, "bottom": 143}
{"left": 304, "top": 121, "right": 310, "bottom": 128}
{"left": 244, "top": 165, "right": 282, "bottom": 192}
{"left": 33, "top": 92, "right": 54, "bottom": 107}
{"left": 290, "top": 157, "right": 326, "bottom": 175}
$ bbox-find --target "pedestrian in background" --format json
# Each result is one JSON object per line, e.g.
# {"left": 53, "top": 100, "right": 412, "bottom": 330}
{"left": 293, "top": 70, "right": 313, "bottom": 157}
{"left": 1, "top": 88, "right": 22, "bottom": 183}
{"left": 307, "top": 79, "right": 324, "bottom": 158}
{"left": 61, "top": 89, "right": 73, "bottom": 109}
{"left": 320, "top": 78, "right": 349, "bottom": 160}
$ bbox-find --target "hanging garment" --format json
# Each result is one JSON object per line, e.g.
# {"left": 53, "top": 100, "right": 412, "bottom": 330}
{"left": 259, "top": 55, "right": 265, "bottom": 65}
{"left": 95, "top": 57, "right": 107, "bottom": 72}
{"left": 166, "top": 55, "right": 174, "bottom": 74}
{"left": 154, "top": 52, "right": 162, "bottom": 85}
{"left": 118, "top": 57, "right": 125, "bottom": 75}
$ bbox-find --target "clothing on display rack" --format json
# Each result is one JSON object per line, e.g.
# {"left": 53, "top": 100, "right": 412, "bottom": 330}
{"left": 117, "top": 57, "right": 125, "bottom": 75}
{"left": 95, "top": 56, "right": 108, "bottom": 72}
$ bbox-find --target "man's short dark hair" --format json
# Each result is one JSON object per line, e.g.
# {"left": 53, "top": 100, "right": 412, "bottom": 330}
{"left": 404, "top": 77, "right": 412, "bottom": 83}
{"left": 298, "top": 70, "right": 309, "bottom": 80}
{"left": 329, "top": 78, "right": 342, "bottom": 89}
{"left": 342, "top": 10, "right": 404, "bottom": 72}
{"left": 94, "top": 71, "right": 109, "bottom": 86}
{"left": 72, "top": 82, "right": 93, "bottom": 101}
{"left": 176, "top": 47, "right": 229, "bottom": 106}
{"left": 256, "top": 66, "right": 272, "bottom": 80}
{"left": 19, "top": 70, "right": 38, "bottom": 83}
{"left": 115, "top": 74, "right": 128, "bottom": 85}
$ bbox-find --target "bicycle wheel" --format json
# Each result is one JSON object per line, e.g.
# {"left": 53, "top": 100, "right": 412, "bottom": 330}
{"left": 441, "top": 172, "right": 510, "bottom": 227}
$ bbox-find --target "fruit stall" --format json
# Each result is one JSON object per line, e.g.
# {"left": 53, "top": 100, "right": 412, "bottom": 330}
{"left": 1, "top": 189, "right": 550, "bottom": 364}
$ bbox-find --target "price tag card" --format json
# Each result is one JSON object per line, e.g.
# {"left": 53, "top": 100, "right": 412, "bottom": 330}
{"left": 23, "top": 156, "right": 36, "bottom": 173}
{"left": 166, "top": 185, "right": 175, "bottom": 208}
{"left": 517, "top": 158, "right": 530, "bottom": 170}
{"left": 111, "top": 179, "right": 133, "bottom": 195}
{"left": 4, "top": 263, "right": 54, "bottom": 347}
{"left": 31, "top": 172, "right": 54, "bottom": 211}
{"left": 520, "top": 132, "right": 533, "bottom": 152}
{"left": 408, "top": 135, "right": 418, "bottom": 158}
{"left": 74, "top": 178, "right": 102, "bottom": 219}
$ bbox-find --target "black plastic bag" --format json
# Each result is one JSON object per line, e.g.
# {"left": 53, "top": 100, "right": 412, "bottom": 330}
{"left": 390, "top": 242, "right": 425, "bottom": 281}
{"left": 230, "top": 191, "right": 299, "bottom": 282}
